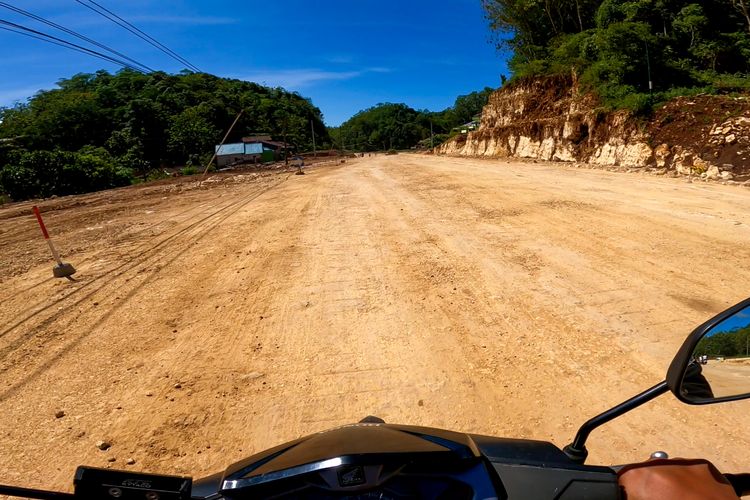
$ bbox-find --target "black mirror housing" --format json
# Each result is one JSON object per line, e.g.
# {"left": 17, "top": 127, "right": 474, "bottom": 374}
{"left": 667, "top": 296, "right": 750, "bottom": 405}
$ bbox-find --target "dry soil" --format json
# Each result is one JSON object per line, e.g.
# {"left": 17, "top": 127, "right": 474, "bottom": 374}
{"left": 1, "top": 155, "right": 750, "bottom": 492}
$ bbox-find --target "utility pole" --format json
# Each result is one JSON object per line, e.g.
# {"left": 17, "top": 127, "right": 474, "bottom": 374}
{"left": 310, "top": 120, "right": 316, "bottom": 157}
{"left": 200, "top": 109, "right": 243, "bottom": 183}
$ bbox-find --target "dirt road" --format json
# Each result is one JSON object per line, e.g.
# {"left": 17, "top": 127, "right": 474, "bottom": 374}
{"left": 1, "top": 155, "right": 750, "bottom": 492}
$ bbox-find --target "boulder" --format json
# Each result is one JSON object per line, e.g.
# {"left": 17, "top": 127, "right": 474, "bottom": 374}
{"left": 705, "top": 165, "right": 721, "bottom": 180}
{"left": 654, "top": 143, "right": 671, "bottom": 168}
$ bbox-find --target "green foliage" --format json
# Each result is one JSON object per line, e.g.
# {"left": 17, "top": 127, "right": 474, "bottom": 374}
{"left": 0, "top": 148, "right": 131, "bottom": 200}
{"left": 0, "top": 164, "right": 38, "bottom": 200}
{"left": 337, "top": 88, "right": 494, "bottom": 152}
{"left": 180, "top": 165, "right": 198, "bottom": 176}
{"left": 695, "top": 326, "right": 750, "bottom": 358}
{"left": 709, "top": 73, "right": 750, "bottom": 91}
{"left": 338, "top": 103, "right": 424, "bottom": 151}
{"left": 483, "top": 0, "right": 750, "bottom": 110}
{"left": 0, "top": 70, "right": 329, "bottom": 200}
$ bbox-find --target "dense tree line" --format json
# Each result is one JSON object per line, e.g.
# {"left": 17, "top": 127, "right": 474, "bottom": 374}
{"left": 695, "top": 326, "right": 750, "bottom": 358}
{"left": 0, "top": 70, "right": 329, "bottom": 200}
{"left": 333, "top": 88, "right": 494, "bottom": 152}
{"left": 482, "top": 0, "right": 750, "bottom": 110}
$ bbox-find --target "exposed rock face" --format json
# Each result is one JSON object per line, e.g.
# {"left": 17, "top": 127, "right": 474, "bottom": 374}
{"left": 438, "top": 75, "right": 750, "bottom": 179}
{"left": 438, "top": 75, "right": 654, "bottom": 168}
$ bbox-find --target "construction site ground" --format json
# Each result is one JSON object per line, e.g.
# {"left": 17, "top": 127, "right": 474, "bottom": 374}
{"left": 1, "top": 154, "right": 750, "bottom": 492}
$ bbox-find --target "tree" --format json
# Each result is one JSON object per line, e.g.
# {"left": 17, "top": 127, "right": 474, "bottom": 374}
{"left": 452, "top": 88, "right": 495, "bottom": 124}
{"left": 732, "top": 0, "right": 750, "bottom": 34}
{"left": 0, "top": 70, "right": 330, "bottom": 200}
{"left": 483, "top": 0, "right": 750, "bottom": 111}
{"left": 673, "top": 4, "right": 708, "bottom": 48}
{"left": 168, "top": 106, "right": 220, "bottom": 163}
{"left": 336, "top": 87, "right": 496, "bottom": 152}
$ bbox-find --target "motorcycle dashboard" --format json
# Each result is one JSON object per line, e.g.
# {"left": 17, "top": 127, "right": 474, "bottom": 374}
{"left": 217, "top": 459, "right": 501, "bottom": 499}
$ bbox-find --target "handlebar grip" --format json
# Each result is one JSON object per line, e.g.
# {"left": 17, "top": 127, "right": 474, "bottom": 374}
{"left": 724, "top": 473, "right": 750, "bottom": 497}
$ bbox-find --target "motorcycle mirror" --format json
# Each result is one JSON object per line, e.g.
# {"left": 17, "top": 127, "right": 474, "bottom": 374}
{"left": 564, "top": 297, "right": 750, "bottom": 464}
{"left": 667, "top": 297, "right": 750, "bottom": 405}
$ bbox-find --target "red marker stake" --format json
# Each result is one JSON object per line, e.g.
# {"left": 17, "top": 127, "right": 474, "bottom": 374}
{"left": 32, "top": 206, "right": 76, "bottom": 280}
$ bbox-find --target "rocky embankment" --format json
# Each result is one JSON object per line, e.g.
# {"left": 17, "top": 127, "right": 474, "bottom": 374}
{"left": 438, "top": 76, "right": 750, "bottom": 181}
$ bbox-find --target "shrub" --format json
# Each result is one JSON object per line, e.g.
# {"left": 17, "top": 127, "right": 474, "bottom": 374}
{"left": 0, "top": 149, "right": 132, "bottom": 201}
{"left": 0, "top": 164, "right": 39, "bottom": 200}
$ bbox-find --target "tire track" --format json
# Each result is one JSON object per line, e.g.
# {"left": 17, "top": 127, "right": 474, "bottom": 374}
{"left": 0, "top": 176, "right": 285, "bottom": 340}
{"left": 0, "top": 175, "right": 290, "bottom": 377}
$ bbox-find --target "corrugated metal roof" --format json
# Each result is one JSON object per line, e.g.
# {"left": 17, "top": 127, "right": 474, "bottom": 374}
{"left": 242, "top": 135, "right": 272, "bottom": 143}
{"left": 262, "top": 140, "right": 288, "bottom": 149}
{"left": 215, "top": 143, "right": 244, "bottom": 155}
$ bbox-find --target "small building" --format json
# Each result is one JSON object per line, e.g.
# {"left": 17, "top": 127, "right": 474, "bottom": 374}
{"left": 454, "top": 121, "right": 480, "bottom": 134}
{"left": 215, "top": 136, "right": 290, "bottom": 167}
{"left": 243, "top": 135, "right": 273, "bottom": 143}
{"left": 215, "top": 143, "right": 249, "bottom": 167}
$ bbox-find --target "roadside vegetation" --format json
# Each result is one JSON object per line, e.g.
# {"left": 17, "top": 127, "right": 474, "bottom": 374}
{"left": 0, "top": 70, "right": 329, "bottom": 200}
{"left": 696, "top": 325, "right": 750, "bottom": 358}
{"left": 483, "top": 0, "right": 750, "bottom": 112}
{"left": 332, "top": 88, "right": 494, "bottom": 152}
{"left": 0, "top": 68, "right": 490, "bottom": 201}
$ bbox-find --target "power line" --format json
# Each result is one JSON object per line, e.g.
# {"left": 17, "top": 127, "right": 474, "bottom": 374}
{"left": 0, "top": 24, "right": 101, "bottom": 62}
{"left": 0, "top": 1, "right": 154, "bottom": 73}
{"left": 74, "top": 0, "right": 201, "bottom": 73}
{"left": 0, "top": 19, "right": 146, "bottom": 72}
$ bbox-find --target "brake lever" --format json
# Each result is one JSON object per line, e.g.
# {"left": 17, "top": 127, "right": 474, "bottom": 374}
{"left": 609, "top": 451, "right": 670, "bottom": 473}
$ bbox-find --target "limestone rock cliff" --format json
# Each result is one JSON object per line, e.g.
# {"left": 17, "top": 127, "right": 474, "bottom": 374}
{"left": 438, "top": 76, "right": 750, "bottom": 179}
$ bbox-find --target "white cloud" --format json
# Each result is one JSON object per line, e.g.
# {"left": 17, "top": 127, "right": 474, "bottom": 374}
{"left": 326, "top": 55, "right": 354, "bottom": 64}
{"left": 126, "top": 15, "right": 238, "bottom": 26}
{"left": 49, "top": 12, "right": 236, "bottom": 29}
{"left": 0, "top": 85, "right": 51, "bottom": 107}
{"left": 239, "top": 67, "right": 391, "bottom": 89}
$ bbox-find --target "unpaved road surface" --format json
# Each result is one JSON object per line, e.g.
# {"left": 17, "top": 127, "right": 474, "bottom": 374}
{"left": 2, "top": 155, "right": 750, "bottom": 492}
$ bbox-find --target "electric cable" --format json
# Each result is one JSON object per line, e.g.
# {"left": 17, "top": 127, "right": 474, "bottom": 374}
{"left": 0, "top": 19, "right": 146, "bottom": 72}
{"left": 74, "top": 0, "right": 201, "bottom": 72}
{"left": 0, "top": 1, "right": 154, "bottom": 72}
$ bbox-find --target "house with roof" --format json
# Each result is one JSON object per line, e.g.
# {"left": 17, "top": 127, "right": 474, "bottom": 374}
{"left": 215, "top": 135, "right": 290, "bottom": 167}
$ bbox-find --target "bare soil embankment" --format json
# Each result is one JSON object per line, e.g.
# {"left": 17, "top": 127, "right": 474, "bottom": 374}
{"left": 439, "top": 76, "right": 750, "bottom": 182}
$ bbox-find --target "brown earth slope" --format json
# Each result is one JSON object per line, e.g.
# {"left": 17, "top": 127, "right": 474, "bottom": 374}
{"left": 1, "top": 155, "right": 749, "bottom": 492}
{"left": 439, "top": 76, "right": 750, "bottom": 180}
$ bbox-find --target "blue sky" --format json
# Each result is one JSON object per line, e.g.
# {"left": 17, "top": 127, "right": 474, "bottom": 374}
{"left": 0, "top": 0, "right": 509, "bottom": 125}
{"left": 710, "top": 307, "right": 750, "bottom": 336}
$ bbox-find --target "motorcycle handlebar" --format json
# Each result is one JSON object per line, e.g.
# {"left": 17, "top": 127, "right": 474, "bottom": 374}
{"left": 724, "top": 473, "right": 750, "bottom": 497}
